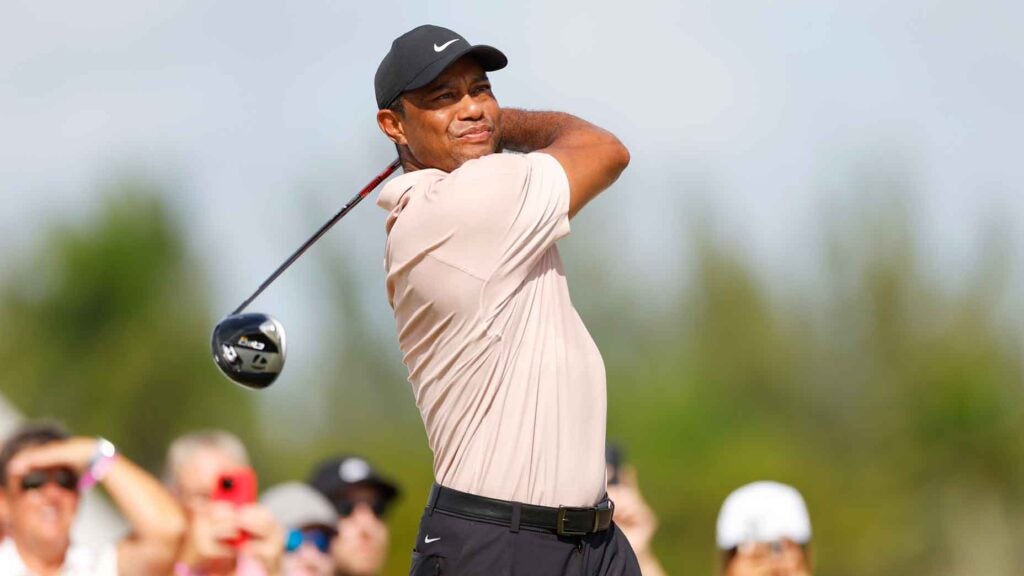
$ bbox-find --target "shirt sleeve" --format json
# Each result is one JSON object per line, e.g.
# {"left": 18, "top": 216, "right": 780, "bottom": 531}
{"left": 430, "top": 152, "right": 571, "bottom": 317}
{"left": 487, "top": 151, "right": 571, "bottom": 283}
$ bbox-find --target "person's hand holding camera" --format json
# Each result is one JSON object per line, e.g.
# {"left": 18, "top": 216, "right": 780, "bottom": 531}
{"left": 237, "top": 503, "right": 284, "bottom": 575}
{"left": 180, "top": 500, "right": 240, "bottom": 567}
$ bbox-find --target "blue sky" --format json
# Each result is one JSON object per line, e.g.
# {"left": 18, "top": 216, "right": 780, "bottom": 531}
{"left": 2, "top": 1, "right": 1022, "bottom": 385}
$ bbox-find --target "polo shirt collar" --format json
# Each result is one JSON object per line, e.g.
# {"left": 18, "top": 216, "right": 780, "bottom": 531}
{"left": 377, "top": 168, "right": 445, "bottom": 212}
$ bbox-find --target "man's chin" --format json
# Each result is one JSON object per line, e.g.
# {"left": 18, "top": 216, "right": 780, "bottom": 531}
{"left": 452, "top": 142, "right": 499, "bottom": 168}
{"left": 27, "top": 525, "right": 71, "bottom": 546}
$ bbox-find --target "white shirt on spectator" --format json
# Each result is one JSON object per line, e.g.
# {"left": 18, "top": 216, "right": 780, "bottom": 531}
{"left": 0, "top": 538, "right": 118, "bottom": 576}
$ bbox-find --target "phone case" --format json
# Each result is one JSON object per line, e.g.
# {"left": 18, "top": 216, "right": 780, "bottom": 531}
{"left": 211, "top": 467, "right": 258, "bottom": 547}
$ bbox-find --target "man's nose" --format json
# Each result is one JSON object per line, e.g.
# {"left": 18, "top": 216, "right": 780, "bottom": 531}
{"left": 40, "top": 482, "right": 69, "bottom": 500}
{"left": 456, "top": 93, "right": 483, "bottom": 121}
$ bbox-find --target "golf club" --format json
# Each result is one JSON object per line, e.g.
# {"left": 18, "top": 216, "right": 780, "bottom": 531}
{"left": 211, "top": 157, "right": 401, "bottom": 389}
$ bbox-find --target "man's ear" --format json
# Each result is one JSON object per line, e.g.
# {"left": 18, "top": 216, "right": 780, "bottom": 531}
{"left": 377, "top": 108, "right": 408, "bottom": 146}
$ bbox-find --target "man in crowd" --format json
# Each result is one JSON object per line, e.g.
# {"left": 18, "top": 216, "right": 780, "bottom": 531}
{"left": 261, "top": 482, "right": 337, "bottom": 576}
{"left": 716, "top": 481, "right": 814, "bottom": 576}
{"left": 0, "top": 420, "right": 185, "bottom": 575}
{"left": 372, "top": 24, "right": 634, "bottom": 574}
{"left": 164, "top": 429, "right": 283, "bottom": 576}
{"left": 308, "top": 456, "right": 398, "bottom": 576}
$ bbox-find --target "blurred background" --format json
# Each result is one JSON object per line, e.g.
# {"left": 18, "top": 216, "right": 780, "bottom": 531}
{"left": 2, "top": 1, "right": 1022, "bottom": 574}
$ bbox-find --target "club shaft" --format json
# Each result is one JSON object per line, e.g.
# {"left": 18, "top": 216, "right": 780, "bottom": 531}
{"left": 230, "top": 158, "right": 402, "bottom": 315}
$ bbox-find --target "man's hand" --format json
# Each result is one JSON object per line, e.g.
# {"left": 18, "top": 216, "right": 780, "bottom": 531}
{"left": 606, "top": 467, "right": 657, "bottom": 554}
{"left": 180, "top": 502, "right": 283, "bottom": 575}
{"left": 238, "top": 503, "right": 285, "bottom": 575}
{"left": 606, "top": 466, "right": 667, "bottom": 576}
{"left": 180, "top": 501, "right": 240, "bottom": 566}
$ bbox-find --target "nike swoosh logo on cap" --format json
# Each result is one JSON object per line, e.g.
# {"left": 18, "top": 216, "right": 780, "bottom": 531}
{"left": 433, "top": 39, "right": 459, "bottom": 52}
{"left": 424, "top": 535, "right": 441, "bottom": 543}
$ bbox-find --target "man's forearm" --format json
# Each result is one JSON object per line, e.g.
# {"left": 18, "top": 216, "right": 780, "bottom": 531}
{"left": 106, "top": 456, "right": 186, "bottom": 572}
{"left": 498, "top": 107, "right": 629, "bottom": 217}
{"left": 500, "top": 109, "right": 618, "bottom": 154}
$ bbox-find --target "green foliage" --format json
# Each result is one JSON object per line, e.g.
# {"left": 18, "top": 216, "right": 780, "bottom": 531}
{"left": 1, "top": 171, "right": 1021, "bottom": 575}
{"left": 571, "top": 195, "right": 1024, "bottom": 575}
{"left": 0, "top": 179, "right": 258, "bottom": 471}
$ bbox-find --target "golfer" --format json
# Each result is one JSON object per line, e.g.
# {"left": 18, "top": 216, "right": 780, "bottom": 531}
{"left": 374, "top": 25, "right": 636, "bottom": 575}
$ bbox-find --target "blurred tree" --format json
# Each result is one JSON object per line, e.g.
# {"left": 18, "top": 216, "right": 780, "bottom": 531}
{"left": 1, "top": 166, "right": 1021, "bottom": 576}
{"left": 563, "top": 175, "right": 1023, "bottom": 576}
{"left": 0, "top": 179, "right": 258, "bottom": 471}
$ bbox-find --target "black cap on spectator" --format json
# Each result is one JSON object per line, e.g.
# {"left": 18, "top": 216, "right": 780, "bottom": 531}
{"left": 374, "top": 24, "right": 507, "bottom": 109}
{"left": 308, "top": 456, "right": 399, "bottom": 512}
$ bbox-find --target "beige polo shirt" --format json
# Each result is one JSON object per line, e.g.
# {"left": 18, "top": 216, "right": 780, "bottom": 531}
{"left": 377, "top": 152, "right": 607, "bottom": 508}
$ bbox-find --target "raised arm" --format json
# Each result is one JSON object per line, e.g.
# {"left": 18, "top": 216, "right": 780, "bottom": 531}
{"left": 8, "top": 437, "right": 186, "bottom": 575}
{"left": 104, "top": 452, "right": 187, "bottom": 574}
{"left": 499, "top": 109, "right": 630, "bottom": 218}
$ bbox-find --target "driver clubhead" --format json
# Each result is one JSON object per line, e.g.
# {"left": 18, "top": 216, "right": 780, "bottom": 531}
{"left": 211, "top": 313, "right": 287, "bottom": 389}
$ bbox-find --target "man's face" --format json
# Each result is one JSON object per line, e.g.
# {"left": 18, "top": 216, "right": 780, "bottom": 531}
{"left": 282, "top": 539, "right": 334, "bottom": 576}
{"left": 172, "top": 446, "right": 244, "bottom": 514}
{"left": 330, "top": 485, "right": 390, "bottom": 576}
{"left": 379, "top": 56, "right": 501, "bottom": 173}
{"left": 0, "top": 465, "right": 79, "bottom": 549}
{"left": 724, "top": 540, "right": 812, "bottom": 576}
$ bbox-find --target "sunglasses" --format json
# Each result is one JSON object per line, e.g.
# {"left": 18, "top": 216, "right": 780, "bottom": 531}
{"left": 285, "top": 528, "right": 333, "bottom": 553}
{"left": 336, "top": 498, "right": 388, "bottom": 519}
{"left": 21, "top": 468, "right": 78, "bottom": 492}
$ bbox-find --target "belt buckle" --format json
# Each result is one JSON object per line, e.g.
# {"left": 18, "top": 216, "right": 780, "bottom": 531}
{"left": 556, "top": 506, "right": 592, "bottom": 536}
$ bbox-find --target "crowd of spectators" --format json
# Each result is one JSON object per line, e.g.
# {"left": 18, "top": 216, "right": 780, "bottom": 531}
{"left": 0, "top": 420, "right": 815, "bottom": 575}
{"left": 0, "top": 423, "right": 398, "bottom": 576}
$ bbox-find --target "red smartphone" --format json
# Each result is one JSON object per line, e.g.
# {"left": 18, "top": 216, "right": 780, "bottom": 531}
{"left": 211, "top": 467, "right": 257, "bottom": 548}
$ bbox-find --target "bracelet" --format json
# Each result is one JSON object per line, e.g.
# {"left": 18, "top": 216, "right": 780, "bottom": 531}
{"left": 78, "top": 437, "right": 117, "bottom": 492}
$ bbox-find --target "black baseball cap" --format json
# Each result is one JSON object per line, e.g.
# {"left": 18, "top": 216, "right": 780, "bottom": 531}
{"left": 374, "top": 24, "right": 507, "bottom": 110}
{"left": 308, "top": 455, "right": 399, "bottom": 512}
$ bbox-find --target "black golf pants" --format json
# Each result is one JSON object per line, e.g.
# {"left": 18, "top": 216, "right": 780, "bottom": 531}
{"left": 408, "top": 508, "right": 642, "bottom": 576}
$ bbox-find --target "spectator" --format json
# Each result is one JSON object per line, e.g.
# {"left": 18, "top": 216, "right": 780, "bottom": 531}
{"left": 716, "top": 481, "right": 813, "bottom": 576}
{"left": 0, "top": 421, "right": 185, "bottom": 575}
{"left": 165, "top": 430, "right": 283, "bottom": 576}
{"left": 308, "top": 456, "right": 398, "bottom": 576}
{"left": 604, "top": 459, "right": 667, "bottom": 576}
{"left": 261, "top": 482, "right": 337, "bottom": 576}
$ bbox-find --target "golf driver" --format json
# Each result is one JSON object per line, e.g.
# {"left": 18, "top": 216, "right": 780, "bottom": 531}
{"left": 211, "top": 158, "right": 401, "bottom": 389}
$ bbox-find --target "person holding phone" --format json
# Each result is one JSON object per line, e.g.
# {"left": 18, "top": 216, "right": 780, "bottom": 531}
{"left": 164, "top": 430, "right": 284, "bottom": 576}
{"left": 0, "top": 420, "right": 185, "bottom": 575}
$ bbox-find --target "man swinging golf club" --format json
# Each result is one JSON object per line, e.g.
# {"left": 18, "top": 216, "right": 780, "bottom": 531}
{"left": 374, "top": 25, "right": 637, "bottom": 575}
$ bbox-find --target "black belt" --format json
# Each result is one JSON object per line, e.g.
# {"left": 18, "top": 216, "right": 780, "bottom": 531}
{"left": 427, "top": 484, "right": 614, "bottom": 537}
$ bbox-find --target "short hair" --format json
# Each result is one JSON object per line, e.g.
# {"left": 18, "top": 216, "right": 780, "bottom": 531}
{"left": 0, "top": 421, "right": 70, "bottom": 487}
{"left": 163, "top": 429, "right": 250, "bottom": 488}
{"left": 388, "top": 96, "right": 405, "bottom": 117}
